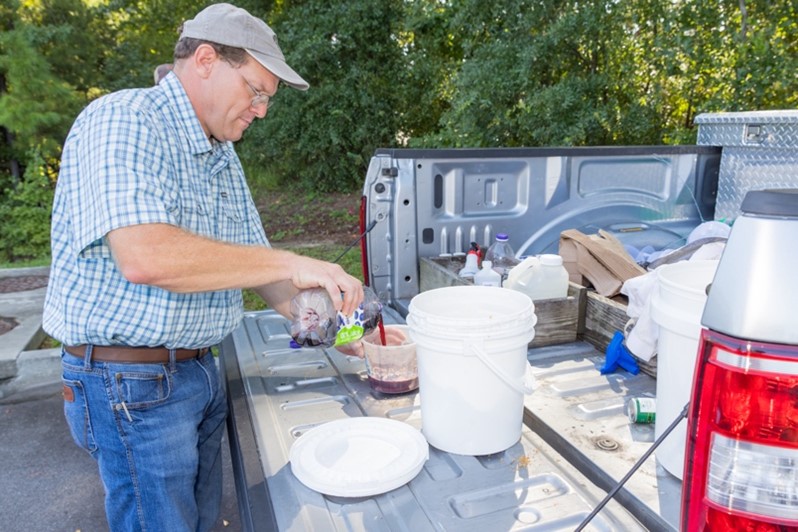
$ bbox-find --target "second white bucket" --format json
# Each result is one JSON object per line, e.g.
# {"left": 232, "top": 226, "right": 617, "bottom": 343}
{"left": 406, "top": 286, "right": 537, "bottom": 455}
{"left": 650, "top": 259, "right": 718, "bottom": 480}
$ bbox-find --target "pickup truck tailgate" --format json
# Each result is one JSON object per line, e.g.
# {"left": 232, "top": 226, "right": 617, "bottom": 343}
{"left": 221, "top": 308, "right": 669, "bottom": 531}
{"left": 525, "top": 342, "right": 682, "bottom": 530}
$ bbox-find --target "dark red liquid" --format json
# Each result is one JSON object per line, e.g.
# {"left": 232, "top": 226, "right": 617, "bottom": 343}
{"left": 378, "top": 319, "right": 387, "bottom": 346}
{"left": 368, "top": 376, "right": 419, "bottom": 394}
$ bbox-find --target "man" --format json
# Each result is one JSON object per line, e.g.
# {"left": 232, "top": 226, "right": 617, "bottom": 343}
{"left": 43, "top": 3, "right": 364, "bottom": 531}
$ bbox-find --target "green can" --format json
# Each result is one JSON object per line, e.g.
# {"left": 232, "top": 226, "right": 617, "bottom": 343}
{"left": 628, "top": 397, "right": 656, "bottom": 424}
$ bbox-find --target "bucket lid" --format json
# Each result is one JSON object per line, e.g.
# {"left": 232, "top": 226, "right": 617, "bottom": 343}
{"left": 289, "top": 417, "right": 428, "bottom": 497}
{"left": 407, "top": 286, "right": 536, "bottom": 339}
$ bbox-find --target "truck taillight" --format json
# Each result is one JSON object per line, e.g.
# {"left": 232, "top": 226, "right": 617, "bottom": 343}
{"left": 682, "top": 329, "right": 798, "bottom": 530}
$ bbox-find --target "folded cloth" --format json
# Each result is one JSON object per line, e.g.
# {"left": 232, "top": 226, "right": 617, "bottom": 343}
{"left": 621, "top": 270, "right": 659, "bottom": 362}
{"left": 601, "top": 331, "right": 640, "bottom": 375}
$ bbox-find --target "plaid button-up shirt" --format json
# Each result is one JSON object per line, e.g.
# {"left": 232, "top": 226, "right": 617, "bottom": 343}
{"left": 43, "top": 73, "right": 269, "bottom": 349}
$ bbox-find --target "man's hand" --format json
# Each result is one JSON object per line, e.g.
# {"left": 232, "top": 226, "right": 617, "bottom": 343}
{"left": 289, "top": 256, "right": 364, "bottom": 317}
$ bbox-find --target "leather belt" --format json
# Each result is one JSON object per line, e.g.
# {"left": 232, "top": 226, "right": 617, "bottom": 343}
{"left": 64, "top": 345, "right": 209, "bottom": 364}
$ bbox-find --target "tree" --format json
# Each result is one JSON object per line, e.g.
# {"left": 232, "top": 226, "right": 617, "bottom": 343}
{"left": 0, "top": 1, "right": 89, "bottom": 261}
{"left": 237, "top": 0, "right": 407, "bottom": 192}
{"left": 1, "top": 0, "right": 797, "bottom": 261}
{"left": 410, "top": 0, "right": 798, "bottom": 147}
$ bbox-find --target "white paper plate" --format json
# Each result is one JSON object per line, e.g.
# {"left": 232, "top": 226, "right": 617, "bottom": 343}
{"left": 289, "top": 417, "right": 429, "bottom": 497}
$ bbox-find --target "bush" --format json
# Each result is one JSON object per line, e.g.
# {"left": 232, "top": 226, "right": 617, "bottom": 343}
{"left": 0, "top": 155, "right": 53, "bottom": 262}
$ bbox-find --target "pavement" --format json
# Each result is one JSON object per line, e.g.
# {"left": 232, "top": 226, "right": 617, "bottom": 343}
{"left": 0, "top": 267, "right": 242, "bottom": 532}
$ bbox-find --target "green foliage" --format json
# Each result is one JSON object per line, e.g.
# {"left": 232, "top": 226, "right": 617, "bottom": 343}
{"left": 236, "top": 0, "right": 406, "bottom": 192}
{"left": 0, "top": 153, "right": 54, "bottom": 261}
{"left": 411, "top": 0, "right": 798, "bottom": 148}
{"left": 2, "top": 0, "right": 798, "bottom": 263}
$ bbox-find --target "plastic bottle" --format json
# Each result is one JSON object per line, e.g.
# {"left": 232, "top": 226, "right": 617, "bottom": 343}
{"left": 484, "top": 233, "right": 520, "bottom": 278}
{"left": 459, "top": 242, "right": 482, "bottom": 278}
{"left": 510, "top": 254, "right": 569, "bottom": 300}
{"left": 289, "top": 285, "right": 382, "bottom": 347}
{"left": 503, "top": 256, "right": 540, "bottom": 290}
{"left": 473, "top": 260, "right": 502, "bottom": 287}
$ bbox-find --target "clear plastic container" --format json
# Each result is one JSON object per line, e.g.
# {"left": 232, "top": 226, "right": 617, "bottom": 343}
{"left": 289, "top": 285, "right": 382, "bottom": 347}
{"left": 474, "top": 260, "right": 502, "bottom": 287}
{"left": 484, "top": 233, "right": 520, "bottom": 278}
{"left": 361, "top": 325, "right": 418, "bottom": 394}
{"left": 510, "top": 254, "right": 569, "bottom": 300}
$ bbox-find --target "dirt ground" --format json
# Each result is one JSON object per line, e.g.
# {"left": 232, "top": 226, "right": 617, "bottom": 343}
{"left": 256, "top": 190, "right": 362, "bottom": 247}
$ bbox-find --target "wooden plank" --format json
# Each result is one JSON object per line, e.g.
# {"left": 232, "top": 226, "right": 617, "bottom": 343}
{"left": 582, "top": 291, "right": 657, "bottom": 378}
{"left": 530, "top": 296, "right": 579, "bottom": 347}
{"left": 418, "top": 257, "right": 657, "bottom": 377}
{"left": 419, "top": 257, "right": 579, "bottom": 347}
{"left": 419, "top": 257, "right": 469, "bottom": 293}
{"left": 582, "top": 292, "right": 629, "bottom": 352}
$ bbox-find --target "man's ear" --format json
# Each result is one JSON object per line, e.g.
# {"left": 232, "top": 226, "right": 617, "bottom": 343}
{"left": 193, "top": 44, "right": 218, "bottom": 79}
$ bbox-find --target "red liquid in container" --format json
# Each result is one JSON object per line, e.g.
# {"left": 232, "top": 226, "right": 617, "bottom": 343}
{"left": 368, "top": 376, "right": 419, "bottom": 394}
{"left": 378, "top": 319, "right": 387, "bottom": 346}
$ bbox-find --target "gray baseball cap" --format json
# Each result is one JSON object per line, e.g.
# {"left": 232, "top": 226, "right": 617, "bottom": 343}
{"left": 180, "top": 3, "right": 309, "bottom": 90}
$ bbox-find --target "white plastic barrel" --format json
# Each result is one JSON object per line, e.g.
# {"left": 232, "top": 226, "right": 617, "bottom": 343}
{"left": 650, "top": 259, "right": 718, "bottom": 479}
{"left": 406, "top": 286, "right": 537, "bottom": 455}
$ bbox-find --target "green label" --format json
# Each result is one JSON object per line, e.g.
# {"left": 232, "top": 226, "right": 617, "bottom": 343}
{"left": 334, "top": 325, "right": 365, "bottom": 346}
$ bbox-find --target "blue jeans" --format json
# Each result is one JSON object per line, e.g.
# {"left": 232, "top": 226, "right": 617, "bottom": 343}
{"left": 61, "top": 347, "right": 227, "bottom": 532}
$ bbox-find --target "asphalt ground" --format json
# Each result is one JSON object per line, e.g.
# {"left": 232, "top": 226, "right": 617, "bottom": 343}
{"left": 0, "top": 380, "right": 242, "bottom": 532}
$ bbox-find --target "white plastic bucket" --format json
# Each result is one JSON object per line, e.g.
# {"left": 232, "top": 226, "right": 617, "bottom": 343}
{"left": 406, "top": 286, "right": 537, "bottom": 455}
{"left": 650, "top": 259, "right": 718, "bottom": 479}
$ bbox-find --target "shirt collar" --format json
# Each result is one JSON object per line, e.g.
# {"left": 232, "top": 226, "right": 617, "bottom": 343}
{"left": 160, "top": 72, "right": 214, "bottom": 156}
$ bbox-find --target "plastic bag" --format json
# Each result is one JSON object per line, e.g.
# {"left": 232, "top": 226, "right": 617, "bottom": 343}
{"left": 290, "top": 285, "right": 382, "bottom": 348}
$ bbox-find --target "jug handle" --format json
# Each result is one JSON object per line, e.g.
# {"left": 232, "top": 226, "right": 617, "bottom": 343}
{"left": 471, "top": 344, "right": 536, "bottom": 395}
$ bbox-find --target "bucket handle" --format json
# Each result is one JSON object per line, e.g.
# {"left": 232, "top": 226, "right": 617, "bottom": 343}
{"left": 471, "top": 344, "right": 536, "bottom": 395}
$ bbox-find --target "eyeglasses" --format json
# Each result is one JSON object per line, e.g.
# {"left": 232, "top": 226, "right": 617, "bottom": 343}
{"left": 235, "top": 69, "right": 274, "bottom": 110}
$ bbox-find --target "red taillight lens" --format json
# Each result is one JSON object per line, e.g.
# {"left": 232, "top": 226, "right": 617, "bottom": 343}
{"left": 682, "top": 329, "right": 798, "bottom": 530}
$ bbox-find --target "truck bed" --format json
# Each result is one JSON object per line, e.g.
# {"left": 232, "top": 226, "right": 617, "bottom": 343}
{"left": 222, "top": 307, "right": 680, "bottom": 531}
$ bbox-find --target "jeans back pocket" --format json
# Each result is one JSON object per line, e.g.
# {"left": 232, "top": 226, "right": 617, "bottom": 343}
{"left": 62, "top": 380, "right": 98, "bottom": 454}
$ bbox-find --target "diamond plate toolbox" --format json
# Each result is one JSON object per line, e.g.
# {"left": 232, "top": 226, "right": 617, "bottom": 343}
{"left": 696, "top": 110, "right": 798, "bottom": 221}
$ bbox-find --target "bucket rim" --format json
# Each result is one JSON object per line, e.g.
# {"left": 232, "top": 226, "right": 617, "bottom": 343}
{"left": 656, "top": 260, "right": 718, "bottom": 296}
{"left": 408, "top": 286, "right": 535, "bottom": 325}
{"left": 409, "top": 285, "right": 534, "bottom": 308}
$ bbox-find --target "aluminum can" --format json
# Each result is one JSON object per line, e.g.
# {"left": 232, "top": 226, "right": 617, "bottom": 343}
{"left": 627, "top": 397, "right": 656, "bottom": 424}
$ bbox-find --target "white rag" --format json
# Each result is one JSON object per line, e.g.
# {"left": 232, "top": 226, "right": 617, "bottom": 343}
{"left": 621, "top": 238, "right": 726, "bottom": 362}
{"left": 622, "top": 270, "right": 659, "bottom": 362}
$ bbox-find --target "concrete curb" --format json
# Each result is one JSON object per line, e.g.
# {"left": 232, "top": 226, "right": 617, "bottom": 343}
{"left": 0, "top": 348, "right": 62, "bottom": 402}
{"left": 0, "top": 266, "right": 51, "bottom": 392}
{"left": 0, "top": 265, "right": 50, "bottom": 278}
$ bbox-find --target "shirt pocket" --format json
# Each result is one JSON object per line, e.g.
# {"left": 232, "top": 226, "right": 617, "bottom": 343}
{"left": 217, "top": 191, "right": 255, "bottom": 243}
{"left": 177, "top": 199, "right": 213, "bottom": 237}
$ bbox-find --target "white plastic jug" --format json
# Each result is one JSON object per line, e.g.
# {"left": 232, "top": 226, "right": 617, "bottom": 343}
{"left": 510, "top": 254, "right": 569, "bottom": 300}
{"left": 504, "top": 256, "right": 539, "bottom": 289}
{"left": 406, "top": 286, "right": 537, "bottom": 455}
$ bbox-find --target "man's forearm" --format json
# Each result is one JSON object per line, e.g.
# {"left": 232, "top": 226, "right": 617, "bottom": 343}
{"left": 106, "top": 222, "right": 364, "bottom": 315}
{"left": 107, "top": 222, "right": 298, "bottom": 292}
